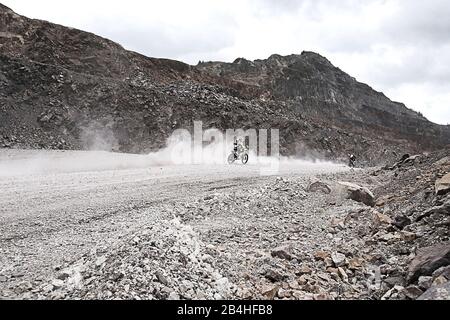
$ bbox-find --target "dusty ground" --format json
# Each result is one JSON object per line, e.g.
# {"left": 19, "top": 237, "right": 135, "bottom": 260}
{"left": 0, "top": 149, "right": 354, "bottom": 299}
{"left": 1, "top": 149, "right": 448, "bottom": 300}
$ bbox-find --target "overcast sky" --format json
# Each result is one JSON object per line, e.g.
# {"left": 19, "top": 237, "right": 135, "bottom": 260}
{"left": 3, "top": 0, "right": 450, "bottom": 125}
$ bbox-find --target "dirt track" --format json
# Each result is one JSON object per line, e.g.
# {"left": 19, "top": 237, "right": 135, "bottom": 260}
{"left": 0, "top": 149, "right": 352, "bottom": 298}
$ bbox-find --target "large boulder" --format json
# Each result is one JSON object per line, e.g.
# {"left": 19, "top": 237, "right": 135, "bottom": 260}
{"left": 436, "top": 173, "right": 450, "bottom": 195}
{"left": 418, "top": 281, "right": 450, "bottom": 300}
{"left": 338, "top": 182, "right": 375, "bottom": 207}
{"left": 407, "top": 242, "right": 450, "bottom": 283}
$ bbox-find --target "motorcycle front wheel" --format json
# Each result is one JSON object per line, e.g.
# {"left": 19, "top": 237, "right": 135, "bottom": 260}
{"left": 227, "top": 153, "right": 236, "bottom": 164}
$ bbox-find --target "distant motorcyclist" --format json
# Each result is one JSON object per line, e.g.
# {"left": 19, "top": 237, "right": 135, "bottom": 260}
{"left": 349, "top": 154, "right": 356, "bottom": 168}
{"left": 228, "top": 137, "right": 249, "bottom": 165}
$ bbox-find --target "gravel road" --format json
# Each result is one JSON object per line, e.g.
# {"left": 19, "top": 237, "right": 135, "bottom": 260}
{"left": 0, "top": 149, "right": 353, "bottom": 299}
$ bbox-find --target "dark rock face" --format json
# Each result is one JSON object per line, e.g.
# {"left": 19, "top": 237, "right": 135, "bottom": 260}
{"left": 1, "top": 4, "right": 449, "bottom": 163}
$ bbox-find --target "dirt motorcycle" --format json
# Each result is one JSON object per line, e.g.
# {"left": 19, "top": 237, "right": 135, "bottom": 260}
{"left": 227, "top": 145, "right": 249, "bottom": 165}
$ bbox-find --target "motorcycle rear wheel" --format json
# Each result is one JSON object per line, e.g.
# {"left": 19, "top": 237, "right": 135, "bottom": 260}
{"left": 241, "top": 154, "right": 249, "bottom": 164}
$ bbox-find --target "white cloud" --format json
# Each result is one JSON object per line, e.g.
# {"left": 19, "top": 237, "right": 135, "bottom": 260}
{"left": 2, "top": 0, "right": 449, "bottom": 124}
{"left": 387, "top": 83, "right": 450, "bottom": 125}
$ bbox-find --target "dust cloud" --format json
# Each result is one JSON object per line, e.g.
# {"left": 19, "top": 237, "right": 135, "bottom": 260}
{"left": 0, "top": 130, "right": 342, "bottom": 177}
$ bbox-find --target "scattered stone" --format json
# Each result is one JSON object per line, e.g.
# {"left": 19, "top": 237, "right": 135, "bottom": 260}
{"left": 271, "top": 246, "right": 294, "bottom": 261}
{"left": 348, "top": 258, "right": 365, "bottom": 270}
{"left": 313, "top": 293, "right": 334, "bottom": 300}
{"left": 337, "top": 267, "right": 349, "bottom": 283}
{"left": 393, "top": 215, "right": 411, "bottom": 230}
{"left": 296, "top": 265, "right": 312, "bottom": 275}
{"left": 261, "top": 284, "right": 279, "bottom": 300}
{"left": 317, "top": 272, "right": 330, "bottom": 282}
{"left": 95, "top": 256, "right": 106, "bottom": 267}
{"left": 418, "top": 281, "right": 450, "bottom": 300}
{"left": 338, "top": 182, "right": 375, "bottom": 207}
{"left": 384, "top": 276, "right": 405, "bottom": 288}
{"left": 203, "top": 195, "right": 215, "bottom": 201}
{"left": 386, "top": 154, "right": 414, "bottom": 170}
{"left": 417, "top": 200, "right": 450, "bottom": 221}
{"left": 277, "top": 288, "right": 291, "bottom": 298}
{"left": 375, "top": 195, "right": 393, "bottom": 207}
{"left": 378, "top": 232, "right": 401, "bottom": 243}
{"left": 51, "top": 279, "right": 65, "bottom": 289}
{"left": 374, "top": 211, "right": 393, "bottom": 225}
{"left": 433, "top": 156, "right": 450, "bottom": 167}
{"left": 292, "top": 291, "right": 314, "bottom": 300}
{"left": 381, "top": 285, "right": 404, "bottom": 300}
{"left": 331, "top": 252, "right": 346, "bottom": 267}
{"left": 324, "top": 257, "right": 334, "bottom": 268}
{"left": 168, "top": 292, "right": 180, "bottom": 300}
{"left": 56, "top": 271, "right": 71, "bottom": 281}
{"left": 432, "top": 265, "right": 450, "bottom": 280}
{"left": 404, "top": 155, "right": 420, "bottom": 165}
{"left": 307, "top": 181, "right": 331, "bottom": 194}
{"left": 403, "top": 285, "right": 423, "bottom": 300}
{"left": 264, "top": 269, "right": 286, "bottom": 283}
{"left": 298, "top": 275, "right": 309, "bottom": 285}
{"left": 155, "top": 271, "right": 169, "bottom": 286}
{"left": 432, "top": 276, "right": 448, "bottom": 286}
{"left": 330, "top": 217, "right": 345, "bottom": 230}
{"left": 11, "top": 272, "right": 24, "bottom": 278}
{"left": 43, "top": 284, "right": 54, "bottom": 293}
{"left": 237, "top": 288, "right": 253, "bottom": 299}
{"left": 407, "top": 242, "right": 450, "bottom": 283}
{"left": 288, "top": 280, "right": 300, "bottom": 290}
{"left": 111, "top": 271, "right": 124, "bottom": 282}
{"left": 314, "top": 251, "right": 330, "bottom": 261}
{"left": 418, "top": 276, "right": 433, "bottom": 290}
{"left": 435, "top": 173, "right": 450, "bottom": 195}
{"left": 400, "top": 231, "right": 417, "bottom": 242}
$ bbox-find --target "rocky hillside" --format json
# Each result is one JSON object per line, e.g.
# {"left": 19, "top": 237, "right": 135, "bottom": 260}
{"left": 1, "top": 3, "right": 449, "bottom": 164}
{"left": 198, "top": 53, "right": 449, "bottom": 149}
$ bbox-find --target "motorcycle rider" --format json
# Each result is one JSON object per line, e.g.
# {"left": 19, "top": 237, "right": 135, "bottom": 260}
{"left": 233, "top": 137, "right": 245, "bottom": 159}
{"left": 228, "top": 137, "right": 249, "bottom": 164}
{"left": 349, "top": 154, "right": 356, "bottom": 167}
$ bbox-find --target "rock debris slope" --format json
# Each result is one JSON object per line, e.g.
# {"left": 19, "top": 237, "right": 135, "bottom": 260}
{"left": 0, "top": 150, "right": 448, "bottom": 300}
